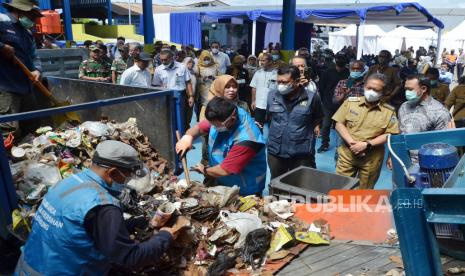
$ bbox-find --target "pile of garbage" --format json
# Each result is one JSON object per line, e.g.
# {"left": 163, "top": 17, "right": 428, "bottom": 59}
{"left": 116, "top": 180, "right": 332, "bottom": 275}
{"left": 6, "top": 118, "right": 332, "bottom": 275}
{"left": 7, "top": 118, "right": 170, "bottom": 239}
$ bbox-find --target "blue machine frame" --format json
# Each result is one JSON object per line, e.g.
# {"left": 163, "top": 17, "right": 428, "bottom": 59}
{"left": 0, "top": 89, "right": 186, "bottom": 238}
{"left": 389, "top": 128, "right": 465, "bottom": 275}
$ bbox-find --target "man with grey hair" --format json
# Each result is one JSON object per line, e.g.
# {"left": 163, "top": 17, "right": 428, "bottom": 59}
{"left": 17, "top": 140, "right": 188, "bottom": 275}
{"left": 153, "top": 49, "right": 194, "bottom": 131}
{"left": 127, "top": 42, "right": 143, "bottom": 67}
{"left": 332, "top": 73, "right": 400, "bottom": 189}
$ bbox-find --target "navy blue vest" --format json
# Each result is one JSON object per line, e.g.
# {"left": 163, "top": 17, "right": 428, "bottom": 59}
{"left": 267, "top": 88, "right": 315, "bottom": 158}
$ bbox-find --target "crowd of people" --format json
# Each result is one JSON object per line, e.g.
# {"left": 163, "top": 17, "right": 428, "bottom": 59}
{"left": 75, "top": 36, "right": 465, "bottom": 191}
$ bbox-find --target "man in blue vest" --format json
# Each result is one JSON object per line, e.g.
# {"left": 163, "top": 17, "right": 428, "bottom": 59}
{"left": 176, "top": 97, "right": 267, "bottom": 196}
{"left": 16, "top": 140, "right": 185, "bottom": 275}
{"left": 267, "top": 65, "right": 324, "bottom": 179}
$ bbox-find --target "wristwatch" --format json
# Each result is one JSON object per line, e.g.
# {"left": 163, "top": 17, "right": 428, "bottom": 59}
{"left": 365, "top": 141, "right": 372, "bottom": 151}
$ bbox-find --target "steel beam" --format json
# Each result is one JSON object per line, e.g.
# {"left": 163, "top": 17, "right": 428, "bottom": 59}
{"left": 142, "top": 0, "right": 155, "bottom": 45}
{"left": 281, "top": 0, "right": 296, "bottom": 62}
{"left": 391, "top": 188, "right": 443, "bottom": 276}
{"left": 62, "top": 0, "right": 73, "bottom": 44}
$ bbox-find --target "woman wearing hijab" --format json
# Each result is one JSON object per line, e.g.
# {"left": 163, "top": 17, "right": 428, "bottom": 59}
{"left": 226, "top": 55, "right": 251, "bottom": 108}
{"left": 209, "top": 75, "right": 250, "bottom": 113}
{"left": 245, "top": 55, "right": 258, "bottom": 80}
{"left": 195, "top": 50, "right": 220, "bottom": 120}
{"left": 183, "top": 57, "right": 197, "bottom": 117}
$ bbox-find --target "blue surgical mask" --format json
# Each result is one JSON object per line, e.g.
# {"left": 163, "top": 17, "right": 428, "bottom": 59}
{"left": 430, "top": 80, "right": 438, "bottom": 86}
{"left": 19, "top": 16, "right": 34, "bottom": 29}
{"left": 350, "top": 71, "right": 363, "bottom": 79}
{"left": 272, "top": 55, "right": 279, "bottom": 61}
{"left": 405, "top": 89, "right": 421, "bottom": 102}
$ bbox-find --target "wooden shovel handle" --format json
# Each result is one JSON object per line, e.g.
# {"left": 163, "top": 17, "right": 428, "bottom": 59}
{"left": 176, "top": 130, "right": 191, "bottom": 185}
{"left": 13, "top": 56, "right": 58, "bottom": 104}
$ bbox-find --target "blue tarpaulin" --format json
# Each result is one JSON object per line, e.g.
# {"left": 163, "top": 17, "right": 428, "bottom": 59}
{"left": 169, "top": 12, "right": 202, "bottom": 49}
{"left": 193, "top": 2, "right": 443, "bottom": 29}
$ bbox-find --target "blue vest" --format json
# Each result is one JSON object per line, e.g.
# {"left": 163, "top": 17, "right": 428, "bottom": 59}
{"left": 267, "top": 89, "right": 315, "bottom": 158}
{"left": 18, "top": 170, "right": 120, "bottom": 276}
{"left": 209, "top": 107, "right": 266, "bottom": 195}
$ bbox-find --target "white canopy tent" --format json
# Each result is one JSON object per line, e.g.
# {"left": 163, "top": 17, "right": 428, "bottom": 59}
{"left": 329, "top": 24, "right": 387, "bottom": 55}
{"left": 442, "top": 21, "right": 465, "bottom": 52}
{"left": 380, "top": 26, "right": 437, "bottom": 54}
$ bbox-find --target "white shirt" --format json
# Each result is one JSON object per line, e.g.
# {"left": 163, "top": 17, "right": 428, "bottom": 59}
{"left": 250, "top": 68, "right": 278, "bottom": 109}
{"left": 119, "top": 64, "right": 152, "bottom": 87}
{"left": 211, "top": 51, "right": 231, "bottom": 74}
{"left": 152, "top": 61, "right": 191, "bottom": 90}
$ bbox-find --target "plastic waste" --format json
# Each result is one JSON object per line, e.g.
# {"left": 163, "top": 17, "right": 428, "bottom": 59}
{"left": 295, "top": 231, "right": 329, "bottom": 245}
{"left": 268, "top": 225, "right": 294, "bottom": 253}
{"left": 242, "top": 228, "right": 272, "bottom": 269}
{"left": 204, "top": 185, "right": 240, "bottom": 208}
{"left": 23, "top": 161, "right": 62, "bottom": 187}
{"left": 79, "top": 121, "right": 111, "bottom": 137}
{"left": 266, "top": 200, "right": 294, "bottom": 219}
{"left": 127, "top": 166, "right": 153, "bottom": 194}
{"left": 219, "top": 210, "right": 262, "bottom": 248}
{"left": 207, "top": 251, "right": 237, "bottom": 276}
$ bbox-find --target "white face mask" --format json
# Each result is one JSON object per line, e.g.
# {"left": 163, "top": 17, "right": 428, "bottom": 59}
{"left": 211, "top": 48, "right": 219, "bottom": 54}
{"left": 204, "top": 60, "right": 211, "bottom": 65}
{"left": 364, "top": 89, "right": 381, "bottom": 102}
{"left": 277, "top": 84, "right": 293, "bottom": 95}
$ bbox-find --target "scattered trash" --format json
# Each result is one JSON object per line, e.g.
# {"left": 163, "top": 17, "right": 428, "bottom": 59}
{"left": 268, "top": 250, "right": 290, "bottom": 261}
{"left": 204, "top": 185, "right": 240, "bottom": 207}
{"left": 389, "top": 255, "right": 404, "bottom": 269}
{"left": 295, "top": 231, "right": 329, "bottom": 245}
{"left": 220, "top": 210, "right": 262, "bottom": 248}
{"left": 6, "top": 118, "right": 333, "bottom": 275}
{"left": 447, "top": 267, "right": 465, "bottom": 274}
{"left": 386, "top": 268, "right": 405, "bottom": 276}
{"left": 242, "top": 228, "right": 272, "bottom": 269}
{"left": 268, "top": 225, "right": 295, "bottom": 253}
{"left": 266, "top": 200, "right": 294, "bottom": 219}
{"left": 207, "top": 251, "right": 237, "bottom": 276}
{"left": 151, "top": 202, "right": 175, "bottom": 228}
{"left": 385, "top": 228, "right": 399, "bottom": 246}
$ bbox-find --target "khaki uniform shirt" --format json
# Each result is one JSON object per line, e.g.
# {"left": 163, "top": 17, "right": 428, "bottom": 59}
{"left": 79, "top": 58, "right": 111, "bottom": 79}
{"left": 431, "top": 83, "right": 450, "bottom": 105}
{"left": 446, "top": 84, "right": 465, "bottom": 120}
{"left": 332, "top": 96, "right": 399, "bottom": 142}
{"left": 111, "top": 58, "right": 128, "bottom": 84}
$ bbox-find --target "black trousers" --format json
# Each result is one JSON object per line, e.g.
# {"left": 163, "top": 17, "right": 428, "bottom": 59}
{"left": 320, "top": 107, "right": 336, "bottom": 146}
{"left": 267, "top": 153, "right": 316, "bottom": 180}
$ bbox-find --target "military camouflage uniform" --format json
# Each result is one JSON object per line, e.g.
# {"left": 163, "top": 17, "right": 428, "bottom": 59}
{"left": 79, "top": 58, "right": 111, "bottom": 79}
{"left": 111, "top": 58, "right": 128, "bottom": 84}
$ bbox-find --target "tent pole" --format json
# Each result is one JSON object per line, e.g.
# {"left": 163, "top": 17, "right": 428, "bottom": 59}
{"left": 128, "top": 0, "right": 132, "bottom": 25}
{"left": 63, "top": 0, "right": 73, "bottom": 46}
{"left": 142, "top": 0, "right": 155, "bottom": 47}
{"left": 281, "top": 0, "right": 296, "bottom": 62}
{"left": 356, "top": 21, "right": 365, "bottom": 59}
{"left": 356, "top": 24, "right": 360, "bottom": 50}
{"left": 436, "top": 28, "right": 442, "bottom": 65}
{"left": 252, "top": 20, "right": 257, "bottom": 55}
